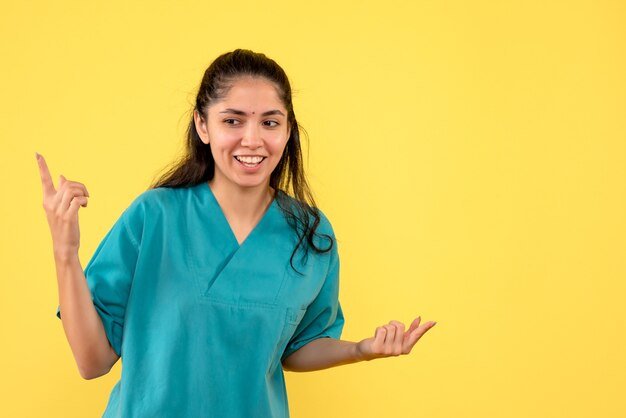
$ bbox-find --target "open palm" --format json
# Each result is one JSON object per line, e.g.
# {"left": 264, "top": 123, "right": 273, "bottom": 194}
{"left": 356, "top": 316, "right": 437, "bottom": 361}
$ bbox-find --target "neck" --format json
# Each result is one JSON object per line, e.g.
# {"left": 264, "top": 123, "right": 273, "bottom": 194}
{"left": 208, "top": 177, "right": 274, "bottom": 223}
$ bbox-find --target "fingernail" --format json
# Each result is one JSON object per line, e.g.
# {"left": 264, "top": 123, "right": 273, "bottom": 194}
{"left": 35, "top": 152, "right": 40, "bottom": 160}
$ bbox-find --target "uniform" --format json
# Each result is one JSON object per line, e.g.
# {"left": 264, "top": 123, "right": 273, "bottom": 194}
{"left": 55, "top": 181, "right": 344, "bottom": 417}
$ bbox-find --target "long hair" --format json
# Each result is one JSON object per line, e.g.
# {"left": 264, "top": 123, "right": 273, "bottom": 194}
{"left": 149, "top": 49, "right": 332, "bottom": 272}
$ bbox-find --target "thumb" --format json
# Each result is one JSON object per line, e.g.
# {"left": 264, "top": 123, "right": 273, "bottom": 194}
{"left": 59, "top": 174, "right": 66, "bottom": 187}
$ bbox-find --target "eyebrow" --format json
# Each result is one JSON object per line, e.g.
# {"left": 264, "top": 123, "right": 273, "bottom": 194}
{"left": 218, "top": 108, "right": 285, "bottom": 117}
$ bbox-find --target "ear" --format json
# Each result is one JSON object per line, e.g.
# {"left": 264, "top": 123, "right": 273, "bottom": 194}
{"left": 193, "top": 109, "right": 210, "bottom": 145}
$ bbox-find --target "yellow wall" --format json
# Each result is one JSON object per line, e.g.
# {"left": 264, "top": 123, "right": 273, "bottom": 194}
{"left": 2, "top": 0, "right": 624, "bottom": 416}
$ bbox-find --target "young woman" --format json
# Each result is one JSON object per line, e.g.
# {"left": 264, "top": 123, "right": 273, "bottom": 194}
{"left": 37, "top": 49, "right": 437, "bottom": 417}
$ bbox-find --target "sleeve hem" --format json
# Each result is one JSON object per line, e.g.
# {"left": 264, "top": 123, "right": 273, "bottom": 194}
{"left": 281, "top": 333, "right": 338, "bottom": 362}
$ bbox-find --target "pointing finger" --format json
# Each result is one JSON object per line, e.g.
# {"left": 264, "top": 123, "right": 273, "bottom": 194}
{"left": 35, "top": 152, "right": 56, "bottom": 197}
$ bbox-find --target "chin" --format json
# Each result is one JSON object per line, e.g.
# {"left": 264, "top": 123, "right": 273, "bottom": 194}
{"left": 232, "top": 177, "right": 270, "bottom": 189}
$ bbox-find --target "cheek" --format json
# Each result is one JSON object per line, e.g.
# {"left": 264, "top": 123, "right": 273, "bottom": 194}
{"left": 209, "top": 145, "right": 237, "bottom": 168}
{"left": 268, "top": 144, "right": 287, "bottom": 159}
{"left": 210, "top": 134, "right": 239, "bottom": 154}
{"left": 267, "top": 133, "right": 290, "bottom": 155}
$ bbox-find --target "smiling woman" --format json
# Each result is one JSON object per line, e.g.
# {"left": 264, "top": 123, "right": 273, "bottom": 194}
{"left": 153, "top": 50, "right": 326, "bottom": 267}
{"left": 39, "top": 48, "right": 436, "bottom": 418}
{"left": 194, "top": 77, "right": 291, "bottom": 190}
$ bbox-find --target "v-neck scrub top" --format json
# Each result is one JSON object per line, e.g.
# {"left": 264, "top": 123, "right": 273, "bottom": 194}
{"left": 55, "top": 182, "right": 344, "bottom": 417}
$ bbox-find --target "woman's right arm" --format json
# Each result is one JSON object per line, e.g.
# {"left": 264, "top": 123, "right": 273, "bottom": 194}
{"left": 37, "top": 152, "right": 119, "bottom": 380}
{"left": 55, "top": 253, "right": 120, "bottom": 379}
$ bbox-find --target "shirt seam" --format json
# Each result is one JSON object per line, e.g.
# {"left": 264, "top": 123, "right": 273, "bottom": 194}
{"left": 121, "top": 210, "right": 140, "bottom": 250}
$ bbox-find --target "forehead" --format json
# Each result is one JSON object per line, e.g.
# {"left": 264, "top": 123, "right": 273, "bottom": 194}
{"left": 214, "top": 76, "right": 285, "bottom": 111}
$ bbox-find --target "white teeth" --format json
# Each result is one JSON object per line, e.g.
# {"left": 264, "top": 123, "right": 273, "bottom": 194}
{"left": 235, "top": 156, "right": 264, "bottom": 164}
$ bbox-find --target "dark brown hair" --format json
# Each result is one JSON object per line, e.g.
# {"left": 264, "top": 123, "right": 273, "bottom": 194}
{"left": 149, "top": 49, "right": 332, "bottom": 272}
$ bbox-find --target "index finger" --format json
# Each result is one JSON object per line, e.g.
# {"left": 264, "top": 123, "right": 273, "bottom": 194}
{"left": 403, "top": 321, "right": 437, "bottom": 352}
{"left": 406, "top": 316, "right": 422, "bottom": 334}
{"left": 35, "top": 152, "right": 56, "bottom": 197}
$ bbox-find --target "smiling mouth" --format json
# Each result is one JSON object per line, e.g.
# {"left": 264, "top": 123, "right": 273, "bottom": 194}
{"left": 234, "top": 155, "right": 266, "bottom": 167}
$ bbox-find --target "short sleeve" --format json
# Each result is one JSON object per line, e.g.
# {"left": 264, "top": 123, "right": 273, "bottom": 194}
{"left": 281, "top": 236, "right": 344, "bottom": 362}
{"left": 55, "top": 202, "right": 142, "bottom": 357}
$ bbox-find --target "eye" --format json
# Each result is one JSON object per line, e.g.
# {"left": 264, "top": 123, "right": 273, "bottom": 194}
{"left": 223, "top": 118, "right": 240, "bottom": 125}
{"left": 263, "top": 120, "right": 279, "bottom": 127}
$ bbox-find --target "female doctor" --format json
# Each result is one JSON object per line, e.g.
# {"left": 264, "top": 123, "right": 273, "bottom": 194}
{"left": 37, "top": 49, "right": 437, "bottom": 417}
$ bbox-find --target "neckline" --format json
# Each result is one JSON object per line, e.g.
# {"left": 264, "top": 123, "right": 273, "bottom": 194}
{"left": 201, "top": 181, "right": 277, "bottom": 247}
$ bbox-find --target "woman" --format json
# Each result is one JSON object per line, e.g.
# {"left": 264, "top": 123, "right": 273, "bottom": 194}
{"left": 37, "top": 49, "right": 437, "bottom": 417}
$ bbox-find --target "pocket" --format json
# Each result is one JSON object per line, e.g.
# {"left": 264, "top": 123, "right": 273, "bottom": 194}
{"left": 286, "top": 306, "right": 306, "bottom": 326}
{"left": 181, "top": 299, "right": 294, "bottom": 416}
{"left": 267, "top": 306, "right": 307, "bottom": 374}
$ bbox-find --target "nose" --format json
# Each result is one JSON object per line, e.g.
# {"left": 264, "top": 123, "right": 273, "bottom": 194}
{"left": 240, "top": 123, "right": 263, "bottom": 149}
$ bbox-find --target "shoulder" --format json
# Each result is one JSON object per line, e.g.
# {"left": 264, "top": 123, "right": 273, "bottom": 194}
{"left": 314, "top": 207, "right": 336, "bottom": 239}
{"left": 125, "top": 185, "right": 192, "bottom": 212}
{"left": 276, "top": 192, "right": 336, "bottom": 236}
{"left": 312, "top": 207, "right": 339, "bottom": 267}
{"left": 120, "top": 185, "right": 195, "bottom": 229}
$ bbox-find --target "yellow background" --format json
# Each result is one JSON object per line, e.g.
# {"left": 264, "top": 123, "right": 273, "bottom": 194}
{"left": 2, "top": 0, "right": 625, "bottom": 416}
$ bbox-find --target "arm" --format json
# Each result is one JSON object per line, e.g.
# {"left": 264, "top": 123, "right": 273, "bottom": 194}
{"left": 55, "top": 253, "right": 120, "bottom": 379}
{"left": 281, "top": 218, "right": 436, "bottom": 372}
{"left": 37, "top": 153, "right": 119, "bottom": 380}
{"left": 281, "top": 337, "right": 358, "bottom": 372}
{"left": 282, "top": 317, "right": 437, "bottom": 372}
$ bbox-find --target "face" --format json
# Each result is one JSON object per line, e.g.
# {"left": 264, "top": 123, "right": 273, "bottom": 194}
{"left": 194, "top": 76, "right": 291, "bottom": 192}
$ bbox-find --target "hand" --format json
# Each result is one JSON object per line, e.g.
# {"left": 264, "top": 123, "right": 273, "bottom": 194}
{"left": 36, "top": 152, "right": 90, "bottom": 259}
{"left": 355, "top": 316, "right": 437, "bottom": 361}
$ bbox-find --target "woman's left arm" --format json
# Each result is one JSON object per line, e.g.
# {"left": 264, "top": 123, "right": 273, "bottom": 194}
{"left": 281, "top": 316, "right": 437, "bottom": 372}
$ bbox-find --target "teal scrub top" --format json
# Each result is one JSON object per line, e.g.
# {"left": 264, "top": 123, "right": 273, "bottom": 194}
{"left": 55, "top": 182, "right": 344, "bottom": 417}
